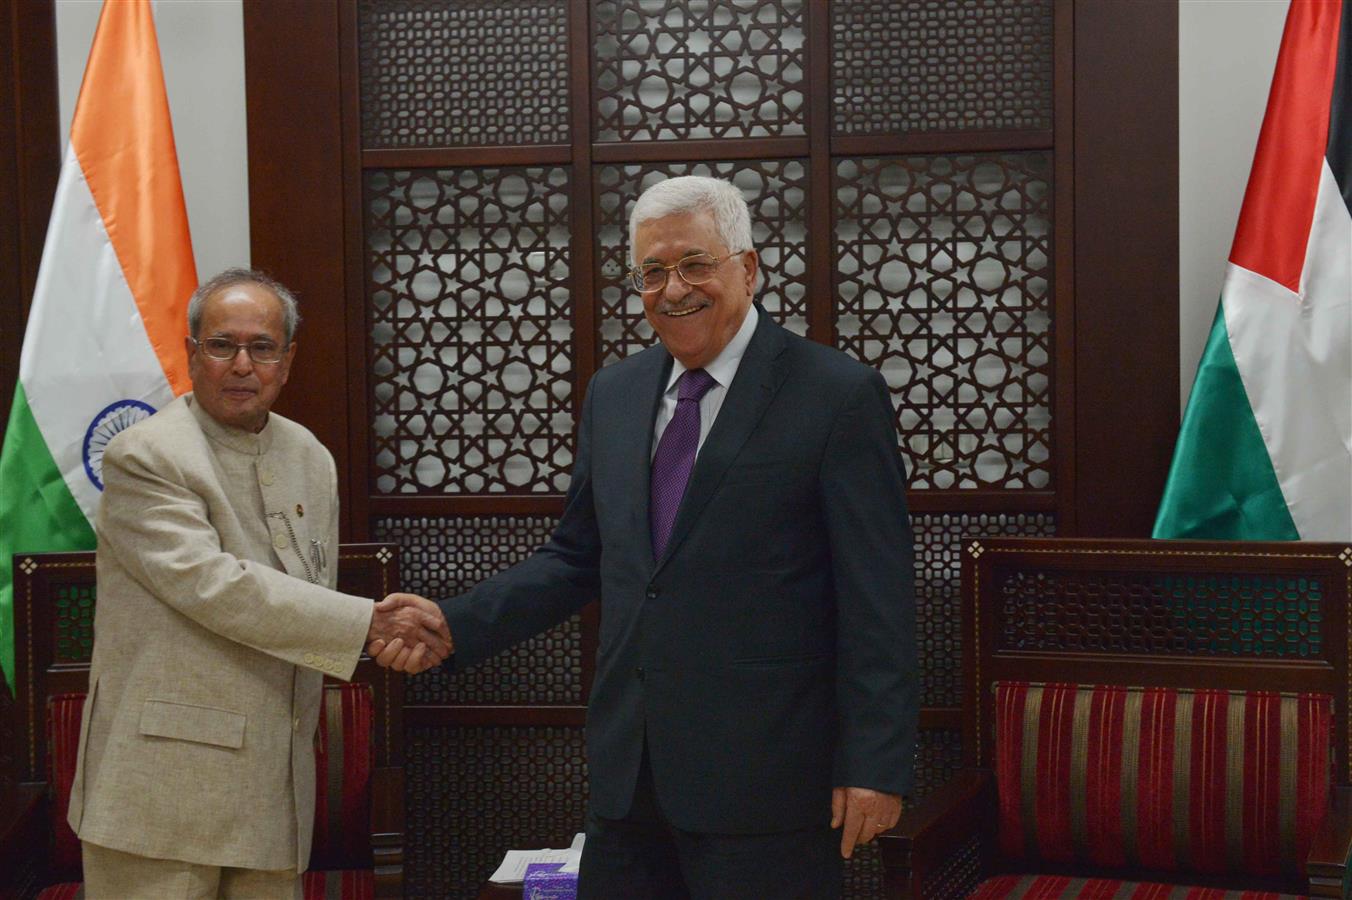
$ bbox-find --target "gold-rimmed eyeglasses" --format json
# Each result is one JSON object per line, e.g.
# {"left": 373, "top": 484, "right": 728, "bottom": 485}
{"left": 628, "top": 251, "right": 744, "bottom": 294}
{"left": 190, "top": 336, "right": 287, "bottom": 365}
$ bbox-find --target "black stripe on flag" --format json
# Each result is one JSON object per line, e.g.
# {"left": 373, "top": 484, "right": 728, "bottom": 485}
{"left": 1330, "top": 0, "right": 1352, "bottom": 217}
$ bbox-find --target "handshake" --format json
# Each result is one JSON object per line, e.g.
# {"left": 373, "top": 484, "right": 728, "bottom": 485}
{"left": 365, "top": 592, "right": 453, "bottom": 674}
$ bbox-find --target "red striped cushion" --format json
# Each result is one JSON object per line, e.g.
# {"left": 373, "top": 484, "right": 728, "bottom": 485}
{"left": 46, "top": 694, "right": 88, "bottom": 873}
{"left": 301, "top": 868, "right": 374, "bottom": 900}
{"left": 308, "top": 683, "right": 374, "bottom": 869}
{"left": 970, "top": 873, "right": 1303, "bottom": 900}
{"left": 994, "top": 682, "right": 1330, "bottom": 878}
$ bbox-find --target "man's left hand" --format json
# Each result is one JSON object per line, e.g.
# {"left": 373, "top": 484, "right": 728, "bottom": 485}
{"left": 831, "top": 786, "right": 902, "bottom": 859}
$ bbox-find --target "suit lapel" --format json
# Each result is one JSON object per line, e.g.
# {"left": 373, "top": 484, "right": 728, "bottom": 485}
{"left": 615, "top": 346, "right": 672, "bottom": 570}
{"left": 654, "top": 310, "right": 788, "bottom": 574}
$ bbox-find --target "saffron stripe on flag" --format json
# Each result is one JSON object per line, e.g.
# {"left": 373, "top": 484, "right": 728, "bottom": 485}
{"left": 70, "top": 0, "right": 195, "bottom": 393}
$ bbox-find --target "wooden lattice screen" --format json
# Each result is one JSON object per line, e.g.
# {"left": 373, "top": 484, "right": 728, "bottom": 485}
{"left": 236, "top": 0, "right": 1181, "bottom": 895}
{"left": 346, "top": 2, "right": 1067, "bottom": 896}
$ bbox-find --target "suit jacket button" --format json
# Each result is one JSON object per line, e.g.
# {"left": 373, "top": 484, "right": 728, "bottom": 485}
{"left": 635, "top": 666, "right": 645, "bottom": 681}
{"left": 645, "top": 587, "right": 658, "bottom": 600}
{"left": 273, "top": 533, "right": 289, "bottom": 551}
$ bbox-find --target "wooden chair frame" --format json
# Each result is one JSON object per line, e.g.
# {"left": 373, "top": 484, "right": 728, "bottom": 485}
{"left": 880, "top": 537, "right": 1352, "bottom": 898}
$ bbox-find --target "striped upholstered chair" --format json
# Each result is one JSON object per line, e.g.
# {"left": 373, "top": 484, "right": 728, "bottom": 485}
{"left": 881, "top": 538, "right": 1352, "bottom": 899}
{"left": 36, "top": 683, "right": 383, "bottom": 900}
{"left": 2, "top": 545, "right": 404, "bottom": 900}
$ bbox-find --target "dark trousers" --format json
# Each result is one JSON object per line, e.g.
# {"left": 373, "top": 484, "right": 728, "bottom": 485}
{"left": 577, "top": 747, "right": 843, "bottom": 900}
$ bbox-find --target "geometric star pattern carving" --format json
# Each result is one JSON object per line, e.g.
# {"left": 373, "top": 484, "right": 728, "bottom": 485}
{"left": 832, "top": 0, "right": 1053, "bottom": 135}
{"left": 371, "top": 515, "right": 581, "bottom": 706}
{"left": 351, "top": 2, "right": 1067, "bottom": 895}
{"left": 913, "top": 512, "right": 1056, "bottom": 708}
{"left": 366, "top": 166, "right": 575, "bottom": 494}
{"left": 999, "top": 568, "right": 1325, "bottom": 659}
{"left": 55, "top": 583, "right": 96, "bottom": 664}
{"left": 405, "top": 725, "right": 587, "bottom": 900}
{"left": 594, "top": 0, "right": 806, "bottom": 142}
{"left": 834, "top": 152, "right": 1053, "bottom": 490}
{"left": 357, "top": 0, "right": 571, "bottom": 148}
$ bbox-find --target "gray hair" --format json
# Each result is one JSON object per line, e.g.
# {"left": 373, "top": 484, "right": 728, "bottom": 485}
{"left": 187, "top": 267, "right": 301, "bottom": 343}
{"left": 628, "top": 176, "right": 753, "bottom": 264}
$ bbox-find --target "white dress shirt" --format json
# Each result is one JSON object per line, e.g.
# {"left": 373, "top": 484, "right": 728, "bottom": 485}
{"left": 651, "top": 304, "right": 760, "bottom": 460}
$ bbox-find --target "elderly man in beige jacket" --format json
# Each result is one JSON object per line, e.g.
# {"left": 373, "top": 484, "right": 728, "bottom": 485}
{"left": 68, "top": 269, "right": 447, "bottom": 899}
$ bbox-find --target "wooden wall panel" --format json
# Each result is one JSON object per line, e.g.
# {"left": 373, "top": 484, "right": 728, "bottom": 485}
{"left": 1072, "top": 0, "right": 1180, "bottom": 537}
{"left": 0, "top": 0, "right": 60, "bottom": 452}
{"left": 242, "top": 0, "right": 354, "bottom": 537}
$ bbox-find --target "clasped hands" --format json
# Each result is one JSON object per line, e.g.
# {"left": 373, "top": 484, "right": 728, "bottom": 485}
{"left": 366, "top": 592, "right": 453, "bottom": 674}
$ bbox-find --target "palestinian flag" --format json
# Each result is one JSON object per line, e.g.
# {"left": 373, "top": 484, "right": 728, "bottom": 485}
{"left": 1154, "top": 0, "right": 1351, "bottom": 541}
{"left": 0, "top": 0, "right": 196, "bottom": 688}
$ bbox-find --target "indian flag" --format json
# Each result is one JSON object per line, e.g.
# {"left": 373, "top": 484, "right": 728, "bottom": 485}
{"left": 0, "top": 0, "right": 196, "bottom": 687}
{"left": 1154, "top": 0, "right": 1351, "bottom": 541}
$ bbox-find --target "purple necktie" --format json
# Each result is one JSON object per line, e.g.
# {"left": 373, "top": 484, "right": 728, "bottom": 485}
{"left": 650, "top": 368, "right": 718, "bottom": 559}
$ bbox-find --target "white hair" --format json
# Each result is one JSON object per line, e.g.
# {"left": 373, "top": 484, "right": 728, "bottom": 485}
{"left": 628, "top": 176, "right": 753, "bottom": 264}
{"left": 188, "top": 267, "right": 301, "bottom": 343}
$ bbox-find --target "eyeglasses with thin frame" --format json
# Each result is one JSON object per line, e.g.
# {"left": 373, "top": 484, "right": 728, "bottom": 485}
{"left": 628, "top": 251, "right": 744, "bottom": 294}
{"left": 191, "top": 336, "right": 287, "bottom": 365}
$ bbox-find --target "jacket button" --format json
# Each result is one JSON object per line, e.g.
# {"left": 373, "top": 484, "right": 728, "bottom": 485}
{"left": 635, "top": 667, "right": 645, "bottom": 681}
{"left": 273, "top": 533, "right": 288, "bottom": 551}
{"left": 260, "top": 468, "right": 275, "bottom": 486}
{"left": 645, "top": 586, "right": 658, "bottom": 600}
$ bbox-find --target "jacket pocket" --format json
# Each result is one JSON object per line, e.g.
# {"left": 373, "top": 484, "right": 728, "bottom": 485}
{"left": 139, "top": 699, "right": 246, "bottom": 749}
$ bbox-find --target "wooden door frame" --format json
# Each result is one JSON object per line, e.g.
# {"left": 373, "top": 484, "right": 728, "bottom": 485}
{"left": 0, "top": 0, "right": 61, "bottom": 452}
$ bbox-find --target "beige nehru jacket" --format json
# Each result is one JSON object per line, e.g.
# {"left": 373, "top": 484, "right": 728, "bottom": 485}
{"left": 68, "top": 394, "right": 374, "bottom": 872}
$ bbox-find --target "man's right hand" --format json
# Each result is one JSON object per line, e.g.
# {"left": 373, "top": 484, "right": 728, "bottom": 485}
{"left": 366, "top": 593, "right": 452, "bottom": 674}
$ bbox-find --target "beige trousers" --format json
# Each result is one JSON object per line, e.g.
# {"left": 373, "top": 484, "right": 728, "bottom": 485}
{"left": 82, "top": 841, "right": 301, "bottom": 900}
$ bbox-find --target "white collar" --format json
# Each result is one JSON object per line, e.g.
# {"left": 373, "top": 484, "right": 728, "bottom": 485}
{"left": 664, "top": 304, "right": 759, "bottom": 394}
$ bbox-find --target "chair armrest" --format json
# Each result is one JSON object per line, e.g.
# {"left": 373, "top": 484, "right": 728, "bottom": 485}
{"left": 0, "top": 782, "right": 46, "bottom": 900}
{"left": 878, "top": 769, "right": 994, "bottom": 900}
{"left": 370, "top": 766, "right": 404, "bottom": 899}
{"left": 1307, "top": 784, "right": 1352, "bottom": 898}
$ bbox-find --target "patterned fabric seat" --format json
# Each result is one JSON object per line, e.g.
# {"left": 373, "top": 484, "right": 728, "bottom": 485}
{"left": 992, "top": 682, "right": 1332, "bottom": 885}
{"left": 970, "top": 873, "right": 1303, "bottom": 900}
{"left": 36, "top": 684, "right": 377, "bottom": 900}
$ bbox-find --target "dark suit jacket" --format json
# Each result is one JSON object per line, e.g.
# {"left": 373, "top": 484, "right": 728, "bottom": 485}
{"left": 442, "top": 307, "right": 916, "bottom": 834}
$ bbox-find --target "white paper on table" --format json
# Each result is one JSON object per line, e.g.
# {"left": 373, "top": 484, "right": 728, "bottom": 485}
{"left": 557, "top": 832, "right": 585, "bottom": 874}
{"left": 488, "top": 834, "right": 586, "bottom": 883}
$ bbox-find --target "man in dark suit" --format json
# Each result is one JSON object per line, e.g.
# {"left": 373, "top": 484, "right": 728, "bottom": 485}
{"left": 374, "top": 175, "right": 915, "bottom": 898}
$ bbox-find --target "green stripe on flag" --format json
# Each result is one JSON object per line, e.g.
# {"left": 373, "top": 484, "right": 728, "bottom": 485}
{"left": 1153, "top": 302, "right": 1299, "bottom": 541}
{"left": 0, "top": 383, "right": 96, "bottom": 690}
